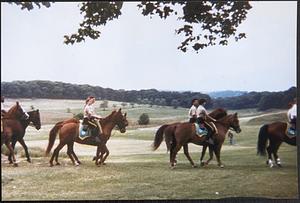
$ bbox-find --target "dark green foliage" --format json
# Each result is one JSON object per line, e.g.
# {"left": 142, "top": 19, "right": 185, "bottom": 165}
{"left": 8, "top": 1, "right": 252, "bottom": 53}
{"left": 138, "top": 113, "right": 150, "bottom": 125}
{"left": 74, "top": 112, "right": 84, "bottom": 120}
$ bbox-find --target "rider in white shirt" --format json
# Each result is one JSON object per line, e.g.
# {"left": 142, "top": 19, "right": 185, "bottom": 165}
{"left": 287, "top": 98, "right": 297, "bottom": 130}
{"left": 188, "top": 99, "right": 199, "bottom": 123}
{"left": 83, "top": 96, "right": 103, "bottom": 141}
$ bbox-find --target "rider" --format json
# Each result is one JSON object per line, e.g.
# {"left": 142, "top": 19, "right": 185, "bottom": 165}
{"left": 83, "top": 96, "right": 103, "bottom": 142}
{"left": 287, "top": 98, "right": 297, "bottom": 133}
{"left": 196, "top": 98, "right": 216, "bottom": 144}
{"left": 188, "top": 99, "right": 199, "bottom": 123}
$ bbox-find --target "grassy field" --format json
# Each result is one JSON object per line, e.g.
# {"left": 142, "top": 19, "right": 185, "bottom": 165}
{"left": 1, "top": 98, "right": 298, "bottom": 200}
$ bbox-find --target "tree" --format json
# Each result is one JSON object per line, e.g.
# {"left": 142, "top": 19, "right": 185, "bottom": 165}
{"left": 138, "top": 113, "right": 150, "bottom": 125}
{"left": 100, "top": 100, "right": 108, "bottom": 111}
{"left": 130, "top": 102, "right": 135, "bottom": 108}
{"left": 171, "top": 99, "right": 180, "bottom": 109}
{"left": 8, "top": 1, "right": 252, "bottom": 53}
{"left": 112, "top": 104, "right": 117, "bottom": 109}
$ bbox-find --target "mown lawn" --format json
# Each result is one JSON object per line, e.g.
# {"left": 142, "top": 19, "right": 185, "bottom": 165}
{"left": 1, "top": 145, "right": 297, "bottom": 200}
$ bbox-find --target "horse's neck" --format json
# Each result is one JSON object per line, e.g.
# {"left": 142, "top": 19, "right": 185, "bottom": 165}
{"left": 100, "top": 116, "right": 116, "bottom": 136}
{"left": 215, "top": 117, "right": 231, "bottom": 135}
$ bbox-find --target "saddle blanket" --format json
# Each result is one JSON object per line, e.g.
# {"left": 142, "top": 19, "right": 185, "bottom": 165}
{"left": 194, "top": 123, "right": 208, "bottom": 136}
{"left": 78, "top": 121, "right": 93, "bottom": 140}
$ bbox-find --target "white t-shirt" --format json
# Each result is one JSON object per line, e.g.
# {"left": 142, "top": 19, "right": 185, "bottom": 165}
{"left": 196, "top": 105, "right": 207, "bottom": 118}
{"left": 287, "top": 104, "right": 297, "bottom": 122}
{"left": 188, "top": 105, "right": 197, "bottom": 118}
{"left": 84, "top": 104, "right": 96, "bottom": 118}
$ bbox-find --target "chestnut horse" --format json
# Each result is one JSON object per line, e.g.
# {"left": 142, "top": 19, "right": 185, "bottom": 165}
{"left": 7, "top": 109, "right": 41, "bottom": 164}
{"left": 1, "top": 102, "right": 29, "bottom": 166}
{"left": 46, "top": 109, "right": 128, "bottom": 167}
{"left": 152, "top": 108, "right": 227, "bottom": 166}
{"left": 153, "top": 113, "right": 241, "bottom": 169}
{"left": 257, "top": 122, "right": 297, "bottom": 168}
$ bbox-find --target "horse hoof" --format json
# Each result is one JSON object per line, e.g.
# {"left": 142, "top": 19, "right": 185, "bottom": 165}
{"left": 56, "top": 162, "right": 61, "bottom": 166}
{"left": 170, "top": 166, "right": 175, "bottom": 170}
{"left": 75, "top": 163, "right": 80, "bottom": 167}
{"left": 92, "top": 156, "right": 96, "bottom": 161}
{"left": 49, "top": 164, "right": 54, "bottom": 167}
{"left": 219, "top": 165, "right": 224, "bottom": 168}
{"left": 13, "top": 163, "right": 18, "bottom": 167}
{"left": 277, "top": 164, "right": 282, "bottom": 167}
{"left": 102, "top": 163, "right": 106, "bottom": 165}
{"left": 192, "top": 165, "right": 197, "bottom": 168}
{"left": 27, "top": 159, "right": 32, "bottom": 163}
{"left": 77, "top": 161, "right": 82, "bottom": 165}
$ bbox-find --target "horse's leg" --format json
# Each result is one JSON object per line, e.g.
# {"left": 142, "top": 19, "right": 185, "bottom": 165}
{"left": 266, "top": 144, "right": 274, "bottom": 168}
{"left": 273, "top": 142, "right": 282, "bottom": 167}
{"left": 205, "top": 145, "right": 214, "bottom": 165}
{"left": 97, "top": 145, "right": 106, "bottom": 166}
{"left": 214, "top": 144, "right": 224, "bottom": 168}
{"left": 5, "top": 141, "right": 18, "bottom": 167}
{"left": 17, "top": 138, "right": 31, "bottom": 163}
{"left": 100, "top": 145, "right": 109, "bottom": 165}
{"left": 49, "top": 141, "right": 66, "bottom": 167}
{"left": 67, "top": 142, "right": 76, "bottom": 166}
{"left": 8, "top": 138, "right": 17, "bottom": 164}
{"left": 170, "top": 144, "right": 182, "bottom": 169}
{"left": 183, "top": 144, "right": 195, "bottom": 168}
{"left": 200, "top": 145, "right": 207, "bottom": 166}
{"left": 70, "top": 147, "right": 81, "bottom": 165}
{"left": 95, "top": 145, "right": 101, "bottom": 165}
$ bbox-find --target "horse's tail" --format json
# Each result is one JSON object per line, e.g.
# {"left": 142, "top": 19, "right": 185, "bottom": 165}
{"left": 165, "top": 126, "right": 176, "bottom": 153}
{"left": 257, "top": 124, "right": 269, "bottom": 156}
{"left": 152, "top": 124, "right": 169, "bottom": 151}
{"left": 45, "top": 121, "right": 64, "bottom": 156}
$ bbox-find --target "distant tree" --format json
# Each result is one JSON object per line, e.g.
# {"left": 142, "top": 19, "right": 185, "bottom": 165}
{"left": 112, "top": 104, "right": 117, "bottom": 109}
{"left": 66, "top": 108, "right": 71, "bottom": 113}
{"left": 171, "top": 99, "right": 180, "bottom": 109}
{"left": 138, "top": 113, "right": 150, "bottom": 125}
{"left": 130, "top": 102, "right": 135, "bottom": 108}
{"left": 8, "top": 1, "right": 252, "bottom": 53}
{"left": 100, "top": 100, "right": 108, "bottom": 111}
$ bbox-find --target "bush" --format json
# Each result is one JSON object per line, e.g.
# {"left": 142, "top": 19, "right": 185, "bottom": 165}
{"left": 66, "top": 108, "right": 71, "bottom": 113}
{"left": 138, "top": 113, "right": 150, "bottom": 125}
{"left": 74, "top": 112, "right": 84, "bottom": 120}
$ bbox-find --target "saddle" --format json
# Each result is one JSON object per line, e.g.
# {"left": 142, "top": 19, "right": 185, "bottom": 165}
{"left": 194, "top": 122, "right": 217, "bottom": 137}
{"left": 79, "top": 120, "right": 98, "bottom": 140}
{"left": 286, "top": 123, "right": 297, "bottom": 138}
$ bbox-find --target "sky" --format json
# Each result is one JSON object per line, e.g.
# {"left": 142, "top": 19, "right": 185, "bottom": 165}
{"left": 1, "top": 1, "right": 297, "bottom": 92}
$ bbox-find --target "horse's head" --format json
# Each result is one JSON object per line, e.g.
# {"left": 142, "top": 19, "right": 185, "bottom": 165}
{"left": 28, "top": 109, "right": 41, "bottom": 130}
{"left": 6, "top": 101, "right": 28, "bottom": 120}
{"left": 114, "top": 108, "right": 128, "bottom": 133}
{"left": 228, "top": 113, "right": 241, "bottom": 133}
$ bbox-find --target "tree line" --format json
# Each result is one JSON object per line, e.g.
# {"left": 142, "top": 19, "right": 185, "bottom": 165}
{"left": 1, "top": 80, "right": 296, "bottom": 110}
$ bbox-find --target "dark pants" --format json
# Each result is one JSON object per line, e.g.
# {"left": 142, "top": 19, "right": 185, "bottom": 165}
{"left": 290, "top": 117, "right": 296, "bottom": 130}
{"left": 83, "top": 118, "right": 98, "bottom": 136}
{"left": 196, "top": 117, "right": 213, "bottom": 138}
{"left": 189, "top": 117, "right": 196, "bottom": 123}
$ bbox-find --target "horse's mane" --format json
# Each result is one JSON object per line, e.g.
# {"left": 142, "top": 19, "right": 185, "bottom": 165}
{"left": 101, "top": 110, "right": 118, "bottom": 124}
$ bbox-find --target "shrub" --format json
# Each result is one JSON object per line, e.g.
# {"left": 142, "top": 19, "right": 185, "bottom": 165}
{"left": 138, "top": 113, "right": 150, "bottom": 125}
{"left": 74, "top": 112, "right": 84, "bottom": 120}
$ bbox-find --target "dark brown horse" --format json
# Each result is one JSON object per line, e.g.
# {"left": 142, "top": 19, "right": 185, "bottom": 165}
{"left": 257, "top": 122, "right": 296, "bottom": 168}
{"left": 152, "top": 108, "right": 227, "bottom": 166}
{"left": 153, "top": 113, "right": 241, "bottom": 169}
{"left": 46, "top": 109, "right": 128, "bottom": 167}
{"left": 1, "top": 102, "right": 29, "bottom": 166}
{"left": 7, "top": 109, "right": 41, "bottom": 163}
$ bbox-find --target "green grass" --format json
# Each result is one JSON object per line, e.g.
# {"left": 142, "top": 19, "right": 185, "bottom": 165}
{"left": 1, "top": 146, "right": 297, "bottom": 200}
{"left": 247, "top": 112, "right": 288, "bottom": 126}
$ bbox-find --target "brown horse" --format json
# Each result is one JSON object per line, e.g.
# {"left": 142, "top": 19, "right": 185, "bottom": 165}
{"left": 257, "top": 122, "right": 296, "bottom": 168}
{"left": 7, "top": 109, "right": 41, "bottom": 164}
{"left": 152, "top": 108, "right": 227, "bottom": 165}
{"left": 1, "top": 102, "right": 29, "bottom": 166}
{"left": 153, "top": 113, "right": 241, "bottom": 169}
{"left": 46, "top": 109, "right": 128, "bottom": 167}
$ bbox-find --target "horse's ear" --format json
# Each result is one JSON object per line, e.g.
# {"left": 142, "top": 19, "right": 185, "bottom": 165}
{"left": 124, "top": 112, "right": 127, "bottom": 117}
{"left": 16, "top": 101, "right": 19, "bottom": 106}
{"left": 118, "top": 108, "right": 122, "bottom": 112}
{"left": 234, "top": 112, "right": 238, "bottom": 116}
{"left": 37, "top": 109, "right": 39, "bottom": 112}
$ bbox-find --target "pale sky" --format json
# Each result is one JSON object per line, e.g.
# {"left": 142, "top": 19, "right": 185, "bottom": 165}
{"left": 1, "top": 1, "right": 297, "bottom": 92}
